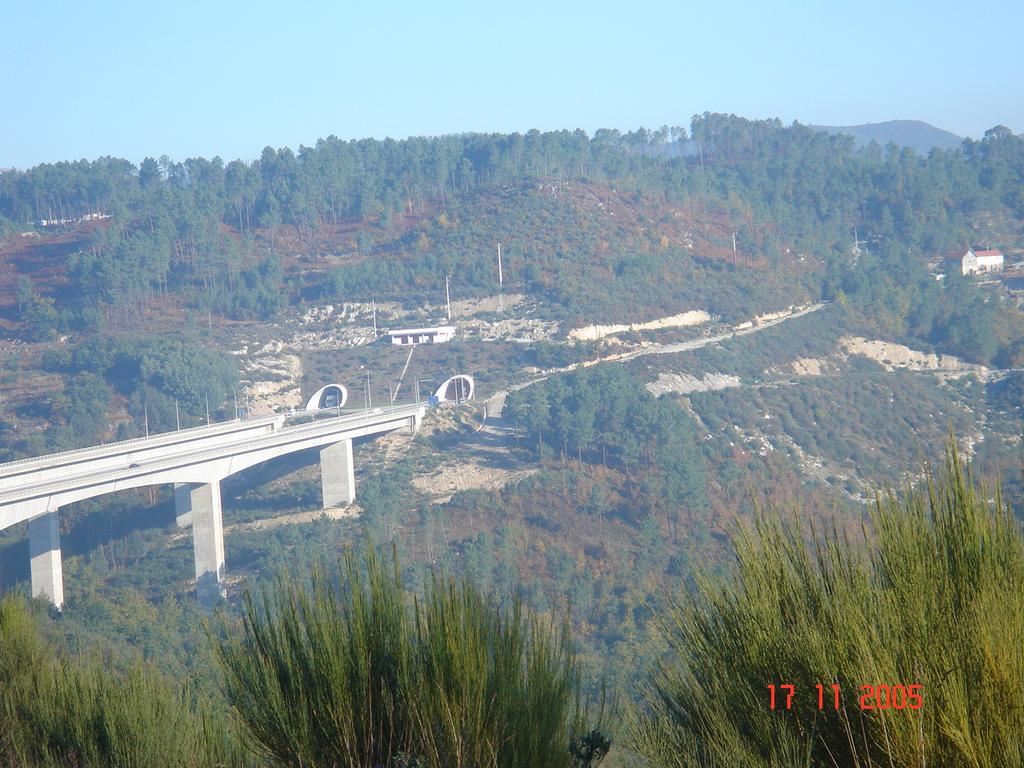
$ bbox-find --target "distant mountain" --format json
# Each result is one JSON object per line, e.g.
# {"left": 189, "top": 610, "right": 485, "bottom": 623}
{"left": 809, "top": 120, "right": 964, "bottom": 154}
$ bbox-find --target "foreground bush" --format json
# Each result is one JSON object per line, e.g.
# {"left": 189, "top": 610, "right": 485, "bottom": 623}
{"left": 631, "top": 449, "right": 1024, "bottom": 767}
{"left": 215, "top": 547, "right": 607, "bottom": 768}
{"left": 0, "top": 597, "right": 244, "bottom": 767}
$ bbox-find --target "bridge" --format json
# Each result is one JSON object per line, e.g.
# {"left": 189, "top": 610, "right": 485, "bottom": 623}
{"left": 0, "top": 404, "right": 425, "bottom": 607}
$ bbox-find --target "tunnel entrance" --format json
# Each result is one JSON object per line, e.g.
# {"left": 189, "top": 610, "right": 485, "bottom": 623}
{"left": 434, "top": 375, "right": 474, "bottom": 404}
{"left": 304, "top": 384, "right": 349, "bottom": 411}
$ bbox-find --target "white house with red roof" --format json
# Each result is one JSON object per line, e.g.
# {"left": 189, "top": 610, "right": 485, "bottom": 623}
{"left": 948, "top": 247, "right": 1004, "bottom": 275}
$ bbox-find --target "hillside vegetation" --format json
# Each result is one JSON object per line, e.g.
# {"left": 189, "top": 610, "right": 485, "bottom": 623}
{"left": 2, "top": 449, "right": 1021, "bottom": 767}
{"left": 1, "top": 115, "right": 1024, "bottom": 766}
{"left": 1, "top": 115, "right": 1023, "bottom": 458}
{"left": 633, "top": 450, "right": 1024, "bottom": 767}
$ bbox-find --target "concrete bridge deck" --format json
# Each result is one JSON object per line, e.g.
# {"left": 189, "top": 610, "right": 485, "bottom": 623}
{"left": 0, "top": 414, "right": 287, "bottom": 491}
{"left": 0, "top": 404, "right": 425, "bottom": 608}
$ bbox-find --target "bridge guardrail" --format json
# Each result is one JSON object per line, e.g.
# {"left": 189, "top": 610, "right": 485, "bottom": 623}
{"left": 1, "top": 408, "right": 400, "bottom": 500}
{"left": 0, "top": 414, "right": 284, "bottom": 477}
{"left": 0, "top": 405, "right": 423, "bottom": 506}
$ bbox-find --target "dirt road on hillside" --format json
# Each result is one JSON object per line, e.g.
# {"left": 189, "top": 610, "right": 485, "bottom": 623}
{"left": 483, "top": 302, "right": 827, "bottom": 420}
{"left": 407, "top": 303, "right": 828, "bottom": 502}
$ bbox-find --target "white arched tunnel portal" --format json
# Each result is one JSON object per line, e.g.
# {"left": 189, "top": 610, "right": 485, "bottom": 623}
{"left": 434, "top": 375, "right": 474, "bottom": 403}
{"left": 304, "top": 384, "right": 349, "bottom": 411}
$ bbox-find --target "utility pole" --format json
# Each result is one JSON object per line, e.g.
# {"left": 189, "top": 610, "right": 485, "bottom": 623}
{"left": 366, "top": 370, "right": 372, "bottom": 410}
{"left": 852, "top": 225, "right": 866, "bottom": 258}
{"left": 205, "top": 394, "right": 210, "bottom": 425}
{"left": 144, "top": 400, "right": 149, "bottom": 437}
{"left": 175, "top": 399, "right": 180, "bottom": 431}
{"left": 372, "top": 300, "right": 378, "bottom": 340}
{"left": 445, "top": 275, "right": 452, "bottom": 321}
{"left": 497, "top": 243, "right": 504, "bottom": 312}
{"left": 732, "top": 232, "right": 738, "bottom": 267}
{"left": 416, "top": 379, "right": 433, "bottom": 406}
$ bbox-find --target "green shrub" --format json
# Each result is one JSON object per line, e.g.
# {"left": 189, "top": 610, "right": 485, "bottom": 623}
{"left": 631, "top": 447, "right": 1024, "bottom": 767}
{"left": 214, "top": 546, "right": 606, "bottom": 768}
{"left": 0, "top": 598, "right": 244, "bottom": 767}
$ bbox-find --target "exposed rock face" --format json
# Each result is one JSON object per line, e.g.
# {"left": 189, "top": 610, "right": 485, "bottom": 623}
{"left": 790, "top": 357, "right": 828, "bottom": 376}
{"left": 569, "top": 309, "right": 711, "bottom": 341}
{"left": 237, "top": 344, "right": 303, "bottom": 415}
{"left": 646, "top": 372, "right": 742, "bottom": 396}
{"left": 839, "top": 336, "right": 987, "bottom": 375}
{"left": 411, "top": 461, "right": 537, "bottom": 504}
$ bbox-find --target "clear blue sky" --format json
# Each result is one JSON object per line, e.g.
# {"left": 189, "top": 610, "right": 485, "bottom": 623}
{"left": 3, "top": 0, "right": 1022, "bottom": 169}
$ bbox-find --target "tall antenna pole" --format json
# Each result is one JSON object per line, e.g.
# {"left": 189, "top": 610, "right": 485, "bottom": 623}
{"left": 497, "top": 243, "right": 504, "bottom": 312}
{"left": 445, "top": 275, "right": 452, "bottom": 321}
{"left": 175, "top": 399, "right": 180, "bottom": 431}
{"left": 144, "top": 400, "right": 149, "bottom": 437}
{"left": 205, "top": 394, "right": 210, "bottom": 425}
{"left": 372, "top": 300, "right": 378, "bottom": 340}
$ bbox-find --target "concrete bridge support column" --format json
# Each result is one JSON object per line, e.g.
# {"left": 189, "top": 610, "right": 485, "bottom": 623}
{"left": 187, "top": 482, "right": 225, "bottom": 606}
{"left": 29, "top": 511, "right": 64, "bottom": 609}
{"left": 173, "top": 483, "right": 192, "bottom": 527}
{"left": 320, "top": 438, "right": 355, "bottom": 508}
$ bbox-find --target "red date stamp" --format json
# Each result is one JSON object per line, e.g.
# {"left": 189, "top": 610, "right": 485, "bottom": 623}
{"left": 768, "top": 683, "right": 922, "bottom": 710}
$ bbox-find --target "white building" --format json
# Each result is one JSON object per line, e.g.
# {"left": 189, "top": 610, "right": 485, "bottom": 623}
{"left": 385, "top": 326, "right": 456, "bottom": 346}
{"left": 951, "top": 247, "right": 1004, "bottom": 275}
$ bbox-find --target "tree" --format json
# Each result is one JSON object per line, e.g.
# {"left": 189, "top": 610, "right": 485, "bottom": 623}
{"left": 55, "top": 372, "right": 110, "bottom": 447}
{"left": 20, "top": 288, "right": 60, "bottom": 342}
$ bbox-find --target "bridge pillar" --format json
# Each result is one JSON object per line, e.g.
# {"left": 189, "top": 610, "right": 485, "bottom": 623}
{"left": 173, "top": 483, "right": 192, "bottom": 527}
{"left": 187, "top": 482, "right": 225, "bottom": 605}
{"left": 320, "top": 438, "right": 355, "bottom": 507}
{"left": 29, "top": 511, "right": 64, "bottom": 609}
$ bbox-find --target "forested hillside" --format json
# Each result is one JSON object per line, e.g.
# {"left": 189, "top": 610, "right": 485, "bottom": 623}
{"left": 1, "top": 114, "right": 1024, "bottom": 766}
{"left": 2, "top": 114, "right": 1023, "bottom": 333}
{"left": 1, "top": 115, "right": 1022, "bottom": 453}
{"left": 0, "top": 118, "right": 1018, "bottom": 471}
